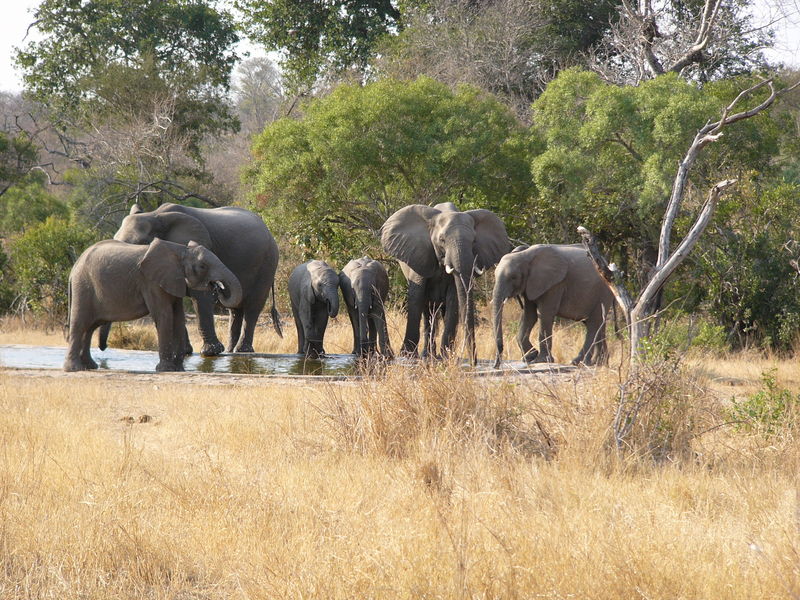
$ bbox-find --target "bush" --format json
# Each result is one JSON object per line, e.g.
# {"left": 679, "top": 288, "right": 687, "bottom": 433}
{"left": 729, "top": 369, "right": 799, "bottom": 436}
{"left": 8, "top": 217, "right": 97, "bottom": 319}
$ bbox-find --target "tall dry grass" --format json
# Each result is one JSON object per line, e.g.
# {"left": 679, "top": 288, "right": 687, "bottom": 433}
{"left": 2, "top": 339, "right": 800, "bottom": 597}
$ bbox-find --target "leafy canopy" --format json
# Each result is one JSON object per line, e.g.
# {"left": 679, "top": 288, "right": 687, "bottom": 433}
{"left": 528, "top": 68, "right": 781, "bottom": 269}
{"left": 246, "top": 76, "right": 533, "bottom": 259}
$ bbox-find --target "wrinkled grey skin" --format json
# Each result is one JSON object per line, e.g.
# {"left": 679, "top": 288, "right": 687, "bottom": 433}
{"left": 110, "top": 202, "right": 281, "bottom": 356}
{"left": 64, "top": 239, "right": 243, "bottom": 372}
{"left": 289, "top": 260, "right": 340, "bottom": 358}
{"left": 492, "top": 244, "right": 614, "bottom": 368}
{"left": 339, "top": 257, "right": 392, "bottom": 358}
{"left": 381, "top": 202, "right": 510, "bottom": 364}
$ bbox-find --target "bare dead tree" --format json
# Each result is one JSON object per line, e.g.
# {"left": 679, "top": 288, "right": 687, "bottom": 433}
{"left": 579, "top": 76, "right": 800, "bottom": 368}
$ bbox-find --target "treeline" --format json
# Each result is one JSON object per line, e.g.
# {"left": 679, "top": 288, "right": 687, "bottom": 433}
{"left": 1, "top": 0, "right": 799, "bottom": 351}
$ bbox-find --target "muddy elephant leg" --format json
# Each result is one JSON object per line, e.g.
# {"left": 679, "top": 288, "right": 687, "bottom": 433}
{"left": 190, "top": 291, "right": 224, "bottom": 356}
{"left": 517, "top": 300, "right": 539, "bottom": 363}
{"left": 308, "top": 304, "right": 329, "bottom": 357}
{"left": 534, "top": 311, "right": 557, "bottom": 363}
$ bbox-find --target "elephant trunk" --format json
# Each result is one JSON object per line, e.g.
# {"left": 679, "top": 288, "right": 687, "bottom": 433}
{"left": 492, "top": 284, "right": 506, "bottom": 369}
{"left": 208, "top": 262, "right": 243, "bottom": 308}
{"left": 357, "top": 295, "right": 371, "bottom": 355}
{"left": 325, "top": 286, "right": 340, "bottom": 318}
{"left": 453, "top": 247, "right": 477, "bottom": 365}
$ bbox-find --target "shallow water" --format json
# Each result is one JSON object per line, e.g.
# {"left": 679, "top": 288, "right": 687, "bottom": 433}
{"left": 0, "top": 345, "right": 358, "bottom": 376}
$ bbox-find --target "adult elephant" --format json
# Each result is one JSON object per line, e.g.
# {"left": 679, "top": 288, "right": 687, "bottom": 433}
{"left": 339, "top": 257, "right": 392, "bottom": 358}
{"left": 64, "top": 239, "right": 242, "bottom": 372}
{"left": 381, "top": 202, "right": 509, "bottom": 364}
{"left": 492, "top": 244, "right": 614, "bottom": 368}
{"left": 110, "top": 202, "right": 281, "bottom": 356}
{"left": 289, "top": 260, "right": 340, "bottom": 358}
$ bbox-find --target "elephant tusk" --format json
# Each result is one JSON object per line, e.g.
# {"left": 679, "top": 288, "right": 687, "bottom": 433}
{"left": 445, "top": 264, "right": 454, "bottom": 274}
{"left": 473, "top": 265, "right": 485, "bottom": 276}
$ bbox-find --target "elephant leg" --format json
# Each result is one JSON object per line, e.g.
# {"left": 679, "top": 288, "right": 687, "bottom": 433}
{"left": 366, "top": 312, "right": 378, "bottom": 355}
{"left": 191, "top": 291, "right": 224, "bottom": 357}
{"left": 517, "top": 300, "right": 539, "bottom": 363}
{"left": 346, "top": 301, "right": 359, "bottom": 354}
{"left": 152, "top": 301, "right": 184, "bottom": 372}
{"left": 308, "top": 303, "right": 328, "bottom": 357}
{"left": 234, "top": 301, "right": 263, "bottom": 353}
{"left": 291, "top": 299, "right": 306, "bottom": 354}
{"left": 226, "top": 308, "right": 244, "bottom": 353}
{"left": 440, "top": 283, "right": 459, "bottom": 355}
{"left": 64, "top": 313, "right": 98, "bottom": 372}
{"left": 182, "top": 325, "right": 193, "bottom": 356}
{"left": 376, "top": 305, "right": 393, "bottom": 358}
{"left": 576, "top": 306, "right": 609, "bottom": 366}
{"left": 402, "top": 279, "right": 425, "bottom": 357}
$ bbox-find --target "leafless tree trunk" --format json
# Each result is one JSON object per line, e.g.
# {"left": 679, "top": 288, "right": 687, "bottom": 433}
{"left": 579, "top": 76, "right": 800, "bottom": 365}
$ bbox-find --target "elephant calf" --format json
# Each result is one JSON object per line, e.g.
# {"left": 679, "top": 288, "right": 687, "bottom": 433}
{"left": 64, "top": 239, "right": 242, "bottom": 372}
{"left": 289, "top": 260, "right": 340, "bottom": 358}
{"left": 492, "top": 244, "right": 615, "bottom": 368}
{"left": 339, "top": 257, "right": 392, "bottom": 358}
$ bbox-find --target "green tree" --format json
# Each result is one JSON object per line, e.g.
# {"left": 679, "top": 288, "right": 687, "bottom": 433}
{"left": 0, "top": 173, "right": 68, "bottom": 236}
{"left": 245, "top": 76, "right": 533, "bottom": 260}
{"left": 0, "top": 130, "right": 39, "bottom": 197}
{"left": 528, "top": 68, "right": 782, "bottom": 285}
{"left": 8, "top": 217, "right": 97, "bottom": 319}
{"left": 235, "top": 0, "right": 401, "bottom": 88}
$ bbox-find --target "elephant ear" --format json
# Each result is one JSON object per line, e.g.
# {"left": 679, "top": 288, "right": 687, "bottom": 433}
{"left": 380, "top": 204, "right": 441, "bottom": 278}
{"left": 525, "top": 245, "right": 569, "bottom": 301}
{"left": 138, "top": 238, "right": 188, "bottom": 298}
{"left": 465, "top": 209, "right": 510, "bottom": 270}
{"left": 155, "top": 211, "right": 213, "bottom": 248}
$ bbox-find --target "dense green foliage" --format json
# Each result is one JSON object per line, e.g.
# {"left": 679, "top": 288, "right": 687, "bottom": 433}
{"left": 0, "top": 174, "right": 68, "bottom": 235}
{"left": 15, "top": 0, "right": 239, "bottom": 138}
{"left": 528, "top": 68, "right": 782, "bottom": 282}
{"left": 236, "top": 0, "right": 401, "bottom": 88}
{"left": 246, "top": 76, "right": 533, "bottom": 259}
{"left": 0, "top": 130, "right": 39, "bottom": 196}
{"left": 8, "top": 218, "right": 97, "bottom": 319}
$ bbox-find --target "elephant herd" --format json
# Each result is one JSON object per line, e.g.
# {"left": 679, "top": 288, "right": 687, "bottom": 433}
{"left": 63, "top": 201, "right": 616, "bottom": 372}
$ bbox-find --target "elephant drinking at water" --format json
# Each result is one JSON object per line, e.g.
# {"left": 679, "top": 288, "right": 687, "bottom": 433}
{"left": 339, "top": 257, "right": 392, "bottom": 358}
{"left": 381, "top": 202, "right": 509, "bottom": 364}
{"left": 289, "top": 260, "right": 340, "bottom": 358}
{"left": 492, "top": 244, "right": 614, "bottom": 368}
{"left": 110, "top": 202, "right": 281, "bottom": 356}
{"left": 64, "top": 239, "right": 242, "bottom": 372}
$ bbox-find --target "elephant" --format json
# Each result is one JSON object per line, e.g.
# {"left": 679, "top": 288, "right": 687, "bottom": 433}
{"left": 339, "top": 257, "right": 392, "bottom": 357}
{"left": 492, "top": 243, "right": 615, "bottom": 368}
{"left": 64, "top": 239, "right": 243, "bottom": 372}
{"left": 110, "top": 202, "right": 281, "bottom": 356}
{"left": 288, "top": 260, "right": 340, "bottom": 358}
{"left": 381, "top": 202, "right": 510, "bottom": 363}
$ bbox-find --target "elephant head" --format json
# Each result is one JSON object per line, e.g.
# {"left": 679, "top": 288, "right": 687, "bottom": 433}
{"left": 139, "top": 239, "right": 243, "bottom": 308}
{"left": 381, "top": 203, "right": 509, "bottom": 362}
{"left": 310, "top": 261, "right": 340, "bottom": 318}
{"left": 115, "top": 203, "right": 213, "bottom": 248}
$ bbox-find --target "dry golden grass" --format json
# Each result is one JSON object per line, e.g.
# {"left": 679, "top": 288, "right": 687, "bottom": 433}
{"left": 1, "top": 357, "right": 799, "bottom": 598}
{"left": 3, "top": 305, "right": 800, "bottom": 597}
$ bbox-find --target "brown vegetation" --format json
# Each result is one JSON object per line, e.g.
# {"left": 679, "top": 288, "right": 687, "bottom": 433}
{"left": 1, "top": 311, "right": 800, "bottom": 597}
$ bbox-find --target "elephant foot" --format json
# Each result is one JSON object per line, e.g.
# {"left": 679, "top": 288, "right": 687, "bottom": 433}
{"left": 522, "top": 349, "right": 539, "bottom": 363}
{"left": 531, "top": 353, "right": 553, "bottom": 364}
{"left": 63, "top": 358, "right": 96, "bottom": 372}
{"left": 200, "top": 341, "right": 225, "bottom": 357}
{"left": 493, "top": 356, "right": 502, "bottom": 369}
{"left": 156, "top": 360, "right": 185, "bottom": 372}
{"left": 184, "top": 342, "right": 194, "bottom": 356}
{"left": 233, "top": 343, "right": 255, "bottom": 353}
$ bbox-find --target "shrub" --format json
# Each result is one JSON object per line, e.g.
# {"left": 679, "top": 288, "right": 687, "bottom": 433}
{"left": 729, "top": 369, "right": 799, "bottom": 436}
{"left": 8, "top": 217, "right": 97, "bottom": 319}
{"left": 105, "top": 322, "right": 159, "bottom": 351}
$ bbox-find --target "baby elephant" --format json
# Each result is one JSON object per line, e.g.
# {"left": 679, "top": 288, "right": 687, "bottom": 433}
{"left": 64, "top": 239, "right": 243, "bottom": 372}
{"left": 289, "top": 260, "right": 340, "bottom": 358}
{"left": 339, "top": 257, "right": 392, "bottom": 358}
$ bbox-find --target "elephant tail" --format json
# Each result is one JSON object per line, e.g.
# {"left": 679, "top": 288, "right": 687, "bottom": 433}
{"left": 64, "top": 275, "right": 72, "bottom": 342}
{"left": 98, "top": 322, "right": 111, "bottom": 351}
{"left": 270, "top": 282, "right": 283, "bottom": 339}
